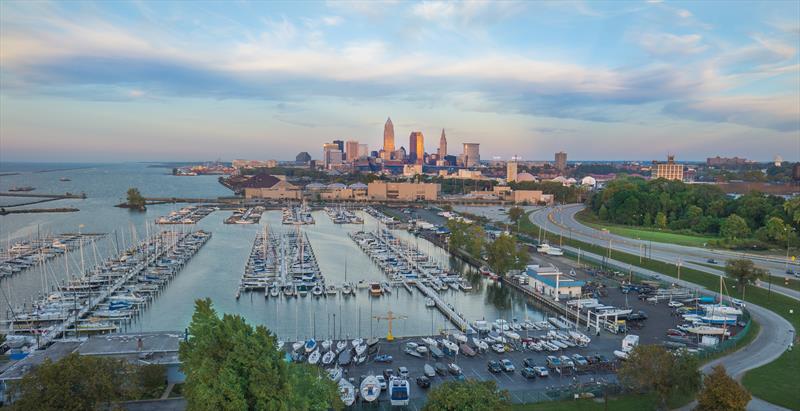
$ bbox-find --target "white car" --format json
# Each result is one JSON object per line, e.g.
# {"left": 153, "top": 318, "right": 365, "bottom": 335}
{"left": 668, "top": 301, "right": 684, "bottom": 308}
{"left": 376, "top": 375, "right": 387, "bottom": 390}
{"left": 731, "top": 299, "right": 746, "bottom": 308}
{"left": 492, "top": 344, "right": 505, "bottom": 353}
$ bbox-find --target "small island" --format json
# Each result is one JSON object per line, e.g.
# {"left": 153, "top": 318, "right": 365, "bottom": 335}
{"left": 116, "top": 187, "right": 147, "bottom": 211}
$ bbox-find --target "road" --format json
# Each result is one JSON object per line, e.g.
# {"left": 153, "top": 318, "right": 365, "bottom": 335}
{"left": 530, "top": 204, "right": 800, "bottom": 301}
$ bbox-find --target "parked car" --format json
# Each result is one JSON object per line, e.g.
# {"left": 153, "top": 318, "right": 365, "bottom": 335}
{"left": 492, "top": 344, "right": 505, "bottom": 353}
{"left": 533, "top": 366, "right": 549, "bottom": 377}
{"left": 571, "top": 354, "right": 588, "bottom": 367}
{"left": 434, "top": 362, "right": 448, "bottom": 376}
{"left": 488, "top": 360, "right": 503, "bottom": 373}
{"left": 521, "top": 367, "right": 537, "bottom": 379}
{"left": 668, "top": 301, "right": 684, "bottom": 308}
{"left": 383, "top": 369, "right": 394, "bottom": 380}
{"left": 376, "top": 375, "right": 387, "bottom": 390}
{"left": 448, "top": 363, "right": 462, "bottom": 375}
{"left": 501, "top": 359, "right": 515, "bottom": 372}
{"left": 523, "top": 358, "right": 537, "bottom": 368}
{"left": 375, "top": 354, "right": 393, "bottom": 363}
{"left": 546, "top": 356, "right": 562, "bottom": 368}
{"left": 731, "top": 298, "right": 746, "bottom": 308}
{"left": 416, "top": 376, "right": 431, "bottom": 388}
{"left": 398, "top": 366, "right": 409, "bottom": 378}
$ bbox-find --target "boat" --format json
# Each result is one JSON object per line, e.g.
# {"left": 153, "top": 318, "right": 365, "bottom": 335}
{"left": 613, "top": 350, "right": 629, "bottom": 360}
{"left": 321, "top": 339, "right": 333, "bottom": 351}
{"left": 355, "top": 343, "right": 368, "bottom": 357}
{"left": 425, "top": 298, "right": 435, "bottom": 308}
{"left": 422, "top": 337, "right": 438, "bottom": 347}
{"left": 459, "top": 343, "right": 476, "bottom": 357}
{"left": 336, "top": 340, "right": 348, "bottom": 353}
{"left": 325, "top": 285, "right": 337, "bottom": 295}
{"left": 441, "top": 339, "right": 459, "bottom": 356}
{"left": 355, "top": 353, "right": 367, "bottom": 365}
{"left": 328, "top": 367, "right": 343, "bottom": 383}
{"left": 687, "top": 325, "right": 730, "bottom": 336}
{"left": 59, "top": 177, "right": 71, "bottom": 182}
{"left": 360, "top": 375, "right": 381, "bottom": 403}
{"left": 312, "top": 284, "right": 324, "bottom": 297}
{"left": 472, "top": 337, "right": 488, "bottom": 352}
{"left": 304, "top": 339, "right": 317, "bottom": 353}
{"left": 338, "top": 378, "right": 356, "bottom": 407}
{"left": 366, "top": 337, "right": 379, "bottom": 347}
{"left": 351, "top": 338, "right": 364, "bottom": 348}
{"left": 292, "top": 341, "right": 304, "bottom": 352}
{"left": 369, "top": 282, "right": 383, "bottom": 297}
{"left": 269, "top": 286, "right": 280, "bottom": 297}
{"left": 322, "top": 350, "right": 336, "bottom": 365}
{"left": 452, "top": 332, "right": 468, "bottom": 343}
{"left": 342, "top": 283, "right": 353, "bottom": 296}
{"left": 424, "top": 364, "right": 436, "bottom": 377}
{"left": 8, "top": 186, "right": 35, "bottom": 192}
{"left": 308, "top": 350, "right": 321, "bottom": 365}
{"left": 338, "top": 349, "right": 352, "bottom": 366}
{"left": 389, "top": 377, "right": 410, "bottom": 406}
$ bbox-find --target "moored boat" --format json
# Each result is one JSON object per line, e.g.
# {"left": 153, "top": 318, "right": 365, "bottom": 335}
{"left": 360, "top": 375, "right": 381, "bottom": 403}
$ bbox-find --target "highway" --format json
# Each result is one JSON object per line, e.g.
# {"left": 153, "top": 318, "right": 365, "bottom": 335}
{"left": 530, "top": 204, "right": 800, "bottom": 301}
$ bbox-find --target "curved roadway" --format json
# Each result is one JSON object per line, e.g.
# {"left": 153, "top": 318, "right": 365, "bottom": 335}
{"left": 530, "top": 204, "right": 800, "bottom": 300}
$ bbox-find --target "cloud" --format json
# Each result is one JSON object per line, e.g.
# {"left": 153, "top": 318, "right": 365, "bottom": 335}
{"left": 637, "top": 32, "right": 707, "bottom": 56}
{"left": 663, "top": 96, "right": 800, "bottom": 131}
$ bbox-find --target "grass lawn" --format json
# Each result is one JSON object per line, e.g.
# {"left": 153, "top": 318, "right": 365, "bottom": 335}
{"left": 518, "top": 212, "right": 800, "bottom": 410}
{"left": 576, "top": 209, "right": 717, "bottom": 248}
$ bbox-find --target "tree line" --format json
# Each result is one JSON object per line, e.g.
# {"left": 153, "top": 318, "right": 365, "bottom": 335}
{"left": 587, "top": 177, "right": 799, "bottom": 248}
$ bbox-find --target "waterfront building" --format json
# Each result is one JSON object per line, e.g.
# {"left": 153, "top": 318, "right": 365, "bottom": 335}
{"left": 345, "top": 140, "right": 359, "bottom": 162}
{"left": 383, "top": 117, "right": 395, "bottom": 159}
{"left": 409, "top": 131, "right": 424, "bottom": 165}
{"left": 367, "top": 181, "right": 440, "bottom": 201}
{"left": 243, "top": 175, "right": 302, "bottom": 200}
{"left": 462, "top": 143, "right": 480, "bottom": 167}
{"left": 438, "top": 129, "right": 447, "bottom": 158}
{"left": 653, "top": 155, "right": 684, "bottom": 181}
{"left": 523, "top": 266, "right": 584, "bottom": 300}
{"left": 507, "top": 161, "right": 518, "bottom": 182}
{"left": 296, "top": 152, "right": 312, "bottom": 164}
{"left": 464, "top": 186, "right": 553, "bottom": 205}
{"left": 554, "top": 151, "right": 567, "bottom": 171}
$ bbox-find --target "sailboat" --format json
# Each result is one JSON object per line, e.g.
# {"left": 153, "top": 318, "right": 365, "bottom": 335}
{"left": 338, "top": 378, "right": 356, "bottom": 407}
{"left": 360, "top": 375, "right": 381, "bottom": 403}
{"left": 308, "top": 349, "right": 321, "bottom": 365}
{"left": 322, "top": 350, "right": 336, "bottom": 365}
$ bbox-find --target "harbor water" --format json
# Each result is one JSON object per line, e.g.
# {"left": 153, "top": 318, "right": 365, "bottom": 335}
{"left": 1, "top": 163, "right": 549, "bottom": 340}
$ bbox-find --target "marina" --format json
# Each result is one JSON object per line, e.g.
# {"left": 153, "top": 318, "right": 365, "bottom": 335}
{"left": 223, "top": 206, "right": 264, "bottom": 224}
{"left": 2, "top": 229, "right": 211, "bottom": 348}
{"left": 0, "top": 233, "right": 104, "bottom": 278}
{"left": 282, "top": 203, "right": 315, "bottom": 225}
{"left": 155, "top": 206, "right": 216, "bottom": 224}
{"left": 325, "top": 206, "right": 364, "bottom": 224}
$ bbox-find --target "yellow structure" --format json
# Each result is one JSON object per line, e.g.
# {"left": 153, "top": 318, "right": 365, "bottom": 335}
{"left": 466, "top": 186, "right": 554, "bottom": 205}
{"left": 654, "top": 155, "right": 684, "bottom": 181}
{"left": 367, "top": 181, "right": 440, "bottom": 201}
{"left": 373, "top": 310, "right": 407, "bottom": 341}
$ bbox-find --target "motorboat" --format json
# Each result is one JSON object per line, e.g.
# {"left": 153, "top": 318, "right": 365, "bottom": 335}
{"left": 338, "top": 378, "right": 356, "bottom": 407}
{"left": 369, "top": 282, "right": 383, "bottom": 296}
{"left": 441, "top": 339, "right": 459, "bottom": 356}
{"left": 292, "top": 341, "right": 304, "bottom": 352}
{"left": 321, "top": 339, "right": 333, "bottom": 351}
{"left": 308, "top": 350, "right": 321, "bottom": 365}
{"left": 322, "top": 350, "right": 336, "bottom": 365}
{"left": 452, "top": 332, "right": 468, "bottom": 343}
{"left": 367, "top": 337, "right": 379, "bottom": 347}
{"left": 342, "top": 283, "right": 353, "bottom": 296}
{"left": 328, "top": 367, "right": 342, "bottom": 383}
{"left": 360, "top": 375, "right": 381, "bottom": 403}
{"left": 459, "top": 343, "right": 476, "bottom": 357}
{"left": 472, "top": 337, "right": 488, "bottom": 352}
{"left": 423, "top": 364, "right": 436, "bottom": 377}
{"left": 312, "top": 284, "right": 324, "bottom": 297}
{"left": 389, "top": 377, "right": 410, "bottom": 406}
{"left": 613, "top": 350, "right": 629, "bottom": 360}
{"left": 304, "top": 339, "right": 317, "bottom": 353}
{"left": 269, "top": 286, "right": 279, "bottom": 297}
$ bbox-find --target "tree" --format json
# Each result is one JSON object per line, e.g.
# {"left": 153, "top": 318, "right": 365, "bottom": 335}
{"left": 655, "top": 211, "right": 668, "bottom": 229}
{"left": 179, "top": 298, "right": 339, "bottom": 411}
{"left": 7, "top": 353, "right": 140, "bottom": 410}
{"left": 422, "top": 380, "right": 511, "bottom": 411}
{"left": 695, "top": 365, "right": 751, "bottom": 411}
{"left": 720, "top": 214, "right": 750, "bottom": 240}
{"left": 484, "top": 234, "right": 528, "bottom": 277}
{"left": 618, "top": 345, "right": 701, "bottom": 410}
{"left": 784, "top": 196, "right": 800, "bottom": 226}
{"left": 724, "top": 259, "right": 766, "bottom": 298}
{"left": 446, "top": 220, "right": 485, "bottom": 259}
{"left": 764, "top": 217, "right": 786, "bottom": 242}
{"left": 126, "top": 187, "right": 146, "bottom": 211}
{"left": 507, "top": 207, "right": 524, "bottom": 225}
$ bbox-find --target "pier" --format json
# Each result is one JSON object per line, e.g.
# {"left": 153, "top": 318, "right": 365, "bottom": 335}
{"left": 0, "top": 233, "right": 105, "bottom": 278}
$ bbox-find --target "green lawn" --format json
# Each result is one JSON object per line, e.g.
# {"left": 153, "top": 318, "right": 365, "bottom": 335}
{"left": 575, "top": 209, "right": 716, "bottom": 248}
{"left": 518, "top": 212, "right": 800, "bottom": 410}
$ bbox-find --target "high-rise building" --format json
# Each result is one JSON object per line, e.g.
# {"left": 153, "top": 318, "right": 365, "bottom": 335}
{"left": 653, "top": 155, "right": 684, "bottom": 181}
{"left": 383, "top": 117, "right": 395, "bottom": 159}
{"left": 438, "top": 129, "right": 447, "bottom": 158}
{"left": 409, "top": 131, "right": 424, "bottom": 165}
{"left": 295, "top": 152, "right": 312, "bottom": 164}
{"left": 323, "top": 143, "right": 342, "bottom": 168}
{"left": 507, "top": 161, "right": 518, "bottom": 182}
{"left": 462, "top": 143, "right": 480, "bottom": 167}
{"left": 345, "top": 140, "right": 359, "bottom": 162}
{"left": 333, "top": 140, "right": 344, "bottom": 152}
{"left": 555, "top": 151, "right": 567, "bottom": 172}
{"left": 358, "top": 144, "right": 369, "bottom": 158}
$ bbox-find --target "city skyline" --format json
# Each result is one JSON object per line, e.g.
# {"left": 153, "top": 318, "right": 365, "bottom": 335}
{"left": 1, "top": 1, "right": 798, "bottom": 162}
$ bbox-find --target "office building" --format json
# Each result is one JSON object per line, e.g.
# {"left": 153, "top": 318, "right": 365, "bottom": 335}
{"left": 345, "top": 140, "right": 359, "bottom": 162}
{"left": 438, "top": 129, "right": 447, "bottom": 158}
{"left": 409, "top": 131, "right": 424, "bottom": 165}
{"left": 333, "top": 140, "right": 344, "bottom": 152}
{"left": 555, "top": 151, "right": 567, "bottom": 171}
{"left": 507, "top": 161, "right": 518, "bottom": 182}
{"left": 383, "top": 117, "right": 395, "bottom": 159}
{"left": 653, "top": 155, "right": 684, "bottom": 181}
{"left": 367, "top": 181, "right": 440, "bottom": 201}
{"left": 323, "top": 143, "right": 342, "bottom": 168}
{"left": 358, "top": 144, "right": 369, "bottom": 158}
{"left": 295, "top": 152, "right": 311, "bottom": 164}
{"left": 462, "top": 143, "right": 480, "bottom": 167}
{"left": 706, "top": 156, "right": 748, "bottom": 167}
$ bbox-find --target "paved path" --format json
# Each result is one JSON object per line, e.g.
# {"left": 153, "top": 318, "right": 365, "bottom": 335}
{"left": 530, "top": 205, "right": 800, "bottom": 301}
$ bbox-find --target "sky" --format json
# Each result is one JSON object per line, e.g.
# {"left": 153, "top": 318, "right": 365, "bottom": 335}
{"left": 0, "top": 0, "right": 798, "bottom": 162}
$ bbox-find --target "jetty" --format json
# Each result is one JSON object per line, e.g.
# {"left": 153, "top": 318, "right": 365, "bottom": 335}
{"left": 0, "top": 233, "right": 105, "bottom": 278}
{"left": 155, "top": 206, "right": 216, "bottom": 224}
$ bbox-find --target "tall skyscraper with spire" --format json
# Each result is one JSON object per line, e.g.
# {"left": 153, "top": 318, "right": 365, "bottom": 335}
{"left": 383, "top": 117, "right": 395, "bottom": 159}
{"left": 438, "top": 129, "right": 447, "bottom": 158}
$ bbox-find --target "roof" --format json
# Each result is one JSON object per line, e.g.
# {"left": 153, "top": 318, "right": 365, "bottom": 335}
{"left": 240, "top": 173, "right": 280, "bottom": 189}
{"left": 305, "top": 182, "right": 326, "bottom": 190}
{"left": 516, "top": 172, "right": 535, "bottom": 182}
{"left": 77, "top": 331, "right": 181, "bottom": 356}
{"left": 525, "top": 267, "right": 585, "bottom": 288}
{"left": 327, "top": 183, "right": 346, "bottom": 189}
{"left": 0, "top": 341, "right": 81, "bottom": 381}
{"left": 349, "top": 182, "right": 368, "bottom": 189}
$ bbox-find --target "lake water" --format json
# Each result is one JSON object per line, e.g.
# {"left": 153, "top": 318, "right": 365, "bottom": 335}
{"left": 1, "top": 163, "right": 550, "bottom": 340}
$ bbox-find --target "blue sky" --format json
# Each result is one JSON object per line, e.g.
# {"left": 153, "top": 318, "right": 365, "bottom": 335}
{"left": 1, "top": 1, "right": 798, "bottom": 162}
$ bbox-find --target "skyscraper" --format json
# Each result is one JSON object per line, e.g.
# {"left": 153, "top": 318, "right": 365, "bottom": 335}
{"left": 345, "top": 140, "right": 359, "bottom": 162}
{"left": 555, "top": 151, "right": 567, "bottom": 172}
{"left": 507, "top": 161, "right": 517, "bottom": 182}
{"left": 409, "top": 131, "right": 424, "bottom": 165}
{"left": 383, "top": 117, "right": 395, "bottom": 159}
{"left": 323, "top": 143, "right": 341, "bottom": 168}
{"left": 438, "top": 129, "right": 447, "bottom": 158}
{"left": 333, "top": 140, "right": 344, "bottom": 152}
{"left": 462, "top": 143, "right": 480, "bottom": 167}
